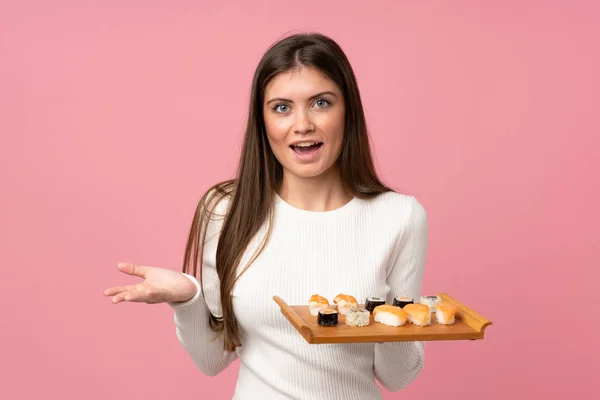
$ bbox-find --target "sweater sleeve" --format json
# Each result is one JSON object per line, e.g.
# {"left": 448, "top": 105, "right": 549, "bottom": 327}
{"left": 168, "top": 195, "right": 237, "bottom": 376}
{"left": 374, "top": 196, "right": 428, "bottom": 392}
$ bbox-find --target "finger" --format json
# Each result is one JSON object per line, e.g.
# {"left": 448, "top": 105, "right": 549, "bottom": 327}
{"left": 133, "top": 287, "right": 170, "bottom": 303}
{"left": 104, "top": 284, "right": 137, "bottom": 296}
{"left": 111, "top": 287, "right": 167, "bottom": 304}
{"left": 116, "top": 262, "right": 148, "bottom": 278}
{"left": 122, "top": 291, "right": 150, "bottom": 303}
{"left": 111, "top": 290, "right": 146, "bottom": 304}
{"left": 111, "top": 291, "right": 127, "bottom": 304}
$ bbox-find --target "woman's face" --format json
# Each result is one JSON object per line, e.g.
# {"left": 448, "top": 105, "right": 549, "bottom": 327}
{"left": 263, "top": 67, "right": 345, "bottom": 181}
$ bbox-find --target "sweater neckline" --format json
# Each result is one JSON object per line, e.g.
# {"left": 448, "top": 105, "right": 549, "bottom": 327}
{"left": 274, "top": 192, "right": 360, "bottom": 219}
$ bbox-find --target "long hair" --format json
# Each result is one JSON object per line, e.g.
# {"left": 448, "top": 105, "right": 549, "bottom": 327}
{"left": 182, "top": 33, "right": 391, "bottom": 352}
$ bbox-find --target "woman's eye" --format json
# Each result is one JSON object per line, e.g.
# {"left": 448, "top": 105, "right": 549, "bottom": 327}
{"left": 314, "top": 99, "right": 330, "bottom": 108}
{"left": 275, "top": 104, "right": 289, "bottom": 113}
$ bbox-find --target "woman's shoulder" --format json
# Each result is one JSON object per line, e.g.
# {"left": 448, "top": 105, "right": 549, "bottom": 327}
{"left": 366, "top": 190, "right": 428, "bottom": 228}
{"left": 369, "top": 190, "right": 425, "bottom": 212}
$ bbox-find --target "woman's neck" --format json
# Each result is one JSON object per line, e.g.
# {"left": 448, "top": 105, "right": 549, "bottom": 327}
{"left": 277, "top": 168, "right": 353, "bottom": 212}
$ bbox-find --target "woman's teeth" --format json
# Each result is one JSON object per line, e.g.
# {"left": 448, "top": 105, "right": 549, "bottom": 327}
{"left": 291, "top": 142, "right": 322, "bottom": 149}
{"left": 296, "top": 142, "right": 317, "bottom": 147}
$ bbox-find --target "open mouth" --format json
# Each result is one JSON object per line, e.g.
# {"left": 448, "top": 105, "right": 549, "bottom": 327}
{"left": 290, "top": 142, "right": 323, "bottom": 154}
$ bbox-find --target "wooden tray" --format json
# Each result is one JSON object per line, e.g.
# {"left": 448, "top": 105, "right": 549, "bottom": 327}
{"left": 273, "top": 293, "right": 492, "bottom": 344}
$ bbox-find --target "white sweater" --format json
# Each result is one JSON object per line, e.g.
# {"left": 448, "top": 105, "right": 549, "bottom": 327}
{"left": 169, "top": 191, "right": 428, "bottom": 400}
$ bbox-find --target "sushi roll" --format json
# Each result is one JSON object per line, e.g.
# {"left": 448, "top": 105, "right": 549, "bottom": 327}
{"left": 420, "top": 295, "right": 441, "bottom": 313}
{"left": 308, "top": 294, "right": 330, "bottom": 316}
{"left": 435, "top": 301, "right": 459, "bottom": 325}
{"left": 345, "top": 308, "right": 371, "bottom": 327}
{"left": 373, "top": 305, "right": 407, "bottom": 327}
{"left": 392, "top": 296, "right": 414, "bottom": 308}
{"left": 365, "top": 297, "right": 386, "bottom": 313}
{"left": 403, "top": 303, "right": 431, "bottom": 327}
{"left": 333, "top": 294, "right": 358, "bottom": 315}
{"left": 317, "top": 309, "right": 338, "bottom": 327}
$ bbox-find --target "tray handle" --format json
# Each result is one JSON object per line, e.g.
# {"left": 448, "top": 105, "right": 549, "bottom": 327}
{"left": 273, "top": 296, "right": 313, "bottom": 341}
{"left": 438, "top": 293, "right": 493, "bottom": 334}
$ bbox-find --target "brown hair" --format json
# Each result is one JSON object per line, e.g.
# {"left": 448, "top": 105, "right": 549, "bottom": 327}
{"left": 182, "top": 33, "right": 391, "bottom": 352}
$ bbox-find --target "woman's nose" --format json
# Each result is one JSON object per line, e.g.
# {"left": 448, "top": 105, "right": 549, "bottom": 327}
{"left": 293, "top": 109, "right": 315, "bottom": 134}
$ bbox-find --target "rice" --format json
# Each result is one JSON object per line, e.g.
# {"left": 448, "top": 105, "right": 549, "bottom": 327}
{"left": 345, "top": 309, "right": 370, "bottom": 327}
{"left": 374, "top": 311, "right": 405, "bottom": 327}
{"left": 435, "top": 309, "right": 456, "bottom": 325}
{"left": 407, "top": 312, "right": 431, "bottom": 327}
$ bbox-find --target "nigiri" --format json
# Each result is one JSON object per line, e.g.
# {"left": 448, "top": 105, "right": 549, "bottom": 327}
{"left": 333, "top": 294, "right": 358, "bottom": 315}
{"left": 308, "top": 294, "right": 330, "bottom": 316}
{"left": 373, "top": 304, "right": 407, "bottom": 327}
{"left": 435, "top": 301, "right": 459, "bottom": 325}
{"left": 403, "top": 303, "right": 431, "bottom": 327}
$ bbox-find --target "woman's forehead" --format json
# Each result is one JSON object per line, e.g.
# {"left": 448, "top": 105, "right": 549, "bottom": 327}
{"left": 264, "top": 67, "right": 340, "bottom": 100}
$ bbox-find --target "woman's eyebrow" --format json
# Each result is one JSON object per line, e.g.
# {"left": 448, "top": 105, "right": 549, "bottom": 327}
{"left": 266, "top": 91, "right": 337, "bottom": 105}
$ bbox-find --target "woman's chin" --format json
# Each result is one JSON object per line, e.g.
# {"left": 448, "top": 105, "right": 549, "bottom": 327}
{"left": 283, "top": 163, "right": 337, "bottom": 180}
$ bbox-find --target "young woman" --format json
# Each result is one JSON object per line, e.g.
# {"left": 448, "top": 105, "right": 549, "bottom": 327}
{"left": 104, "top": 33, "right": 428, "bottom": 399}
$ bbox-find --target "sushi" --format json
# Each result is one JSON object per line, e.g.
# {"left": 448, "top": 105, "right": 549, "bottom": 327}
{"left": 365, "top": 297, "right": 386, "bottom": 313}
{"left": 420, "top": 295, "right": 441, "bottom": 312}
{"left": 435, "top": 301, "right": 459, "bottom": 325}
{"left": 333, "top": 294, "right": 358, "bottom": 315}
{"left": 392, "top": 296, "right": 414, "bottom": 308}
{"left": 345, "top": 308, "right": 371, "bottom": 327}
{"left": 403, "top": 303, "right": 431, "bottom": 326}
{"left": 373, "top": 304, "right": 407, "bottom": 327}
{"left": 308, "top": 294, "right": 330, "bottom": 316}
{"left": 317, "top": 309, "right": 338, "bottom": 327}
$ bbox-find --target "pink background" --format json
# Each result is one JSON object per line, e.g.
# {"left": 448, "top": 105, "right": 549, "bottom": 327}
{"left": 1, "top": 1, "right": 598, "bottom": 399}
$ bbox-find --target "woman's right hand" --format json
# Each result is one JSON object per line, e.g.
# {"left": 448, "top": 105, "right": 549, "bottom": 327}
{"left": 104, "top": 263, "right": 197, "bottom": 304}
